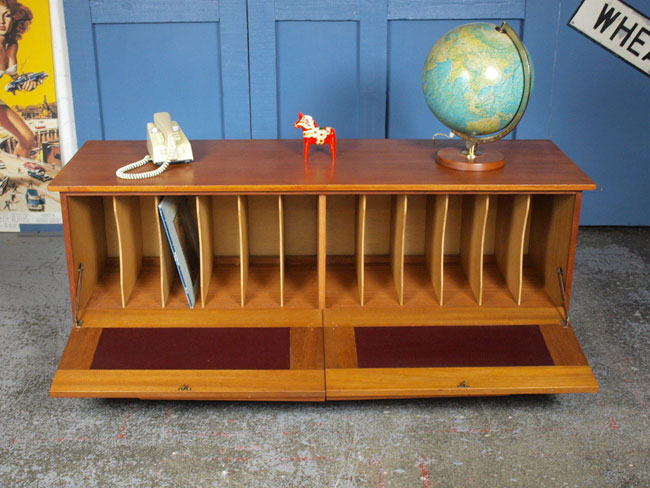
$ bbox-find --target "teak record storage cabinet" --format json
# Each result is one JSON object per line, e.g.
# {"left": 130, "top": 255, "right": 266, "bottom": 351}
{"left": 49, "top": 139, "right": 599, "bottom": 401}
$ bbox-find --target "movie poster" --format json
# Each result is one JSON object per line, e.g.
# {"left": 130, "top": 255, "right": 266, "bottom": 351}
{"left": 0, "top": 0, "right": 60, "bottom": 232}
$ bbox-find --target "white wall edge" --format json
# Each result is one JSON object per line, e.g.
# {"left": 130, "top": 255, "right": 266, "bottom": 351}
{"left": 49, "top": 0, "right": 77, "bottom": 165}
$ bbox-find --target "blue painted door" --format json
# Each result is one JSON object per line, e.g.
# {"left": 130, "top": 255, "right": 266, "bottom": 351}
{"left": 64, "top": 0, "right": 250, "bottom": 145}
{"left": 65, "top": 1, "right": 649, "bottom": 225}
{"left": 248, "top": 0, "right": 388, "bottom": 139}
{"left": 248, "top": 0, "right": 526, "bottom": 141}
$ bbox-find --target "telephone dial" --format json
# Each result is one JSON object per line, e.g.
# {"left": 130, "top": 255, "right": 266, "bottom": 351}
{"left": 115, "top": 112, "right": 194, "bottom": 179}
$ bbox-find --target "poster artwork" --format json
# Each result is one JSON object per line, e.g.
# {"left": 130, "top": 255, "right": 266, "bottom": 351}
{"left": 0, "top": 0, "right": 61, "bottom": 232}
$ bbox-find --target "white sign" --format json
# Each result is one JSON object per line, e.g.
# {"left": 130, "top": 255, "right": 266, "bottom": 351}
{"left": 569, "top": 0, "right": 650, "bottom": 76}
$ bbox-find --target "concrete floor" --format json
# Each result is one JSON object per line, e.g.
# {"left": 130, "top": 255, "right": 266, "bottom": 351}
{"left": 0, "top": 227, "right": 648, "bottom": 487}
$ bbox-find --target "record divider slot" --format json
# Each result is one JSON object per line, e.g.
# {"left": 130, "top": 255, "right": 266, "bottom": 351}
{"left": 237, "top": 195, "right": 249, "bottom": 307}
{"left": 425, "top": 194, "right": 449, "bottom": 305}
{"left": 98, "top": 193, "right": 560, "bottom": 325}
{"left": 390, "top": 195, "right": 408, "bottom": 306}
{"left": 318, "top": 195, "right": 327, "bottom": 309}
{"left": 196, "top": 196, "right": 214, "bottom": 308}
{"left": 494, "top": 194, "right": 531, "bottom": 305}
{"left": 113, "top": 196, "right": 143, "bottom": 308}
{"left": 67, "top": 197, "right": 107, "bottom": 314}
{"left": 356, "top": 195, "right": 367, "bottom": 306}
{"left": 154, "top": 196, "right": 175, "bottom": 308}
{"left": 528, "top": 194, "right": 576, "bottom": 308}
{"left": 279, "top": 195, "right": 285, "bottom": 307}
{"left": 460, "top": 195, "right": 490, "bottom": 305}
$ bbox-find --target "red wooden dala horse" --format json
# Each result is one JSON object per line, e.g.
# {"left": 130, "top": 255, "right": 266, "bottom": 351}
{"left": 293, "top": 112, "right": 336, "bottom": 162}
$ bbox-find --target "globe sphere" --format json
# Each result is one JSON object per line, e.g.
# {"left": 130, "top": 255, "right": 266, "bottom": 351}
{"left": 422, "top": 23, "right": 534, "bottom": 138}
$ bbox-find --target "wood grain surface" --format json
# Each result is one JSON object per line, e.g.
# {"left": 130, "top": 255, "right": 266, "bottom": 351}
{"left": 460, "top": 195, "right": 489, "bottom": 305}
{"left": 51, "top": 139, "right": 598, "bottom": 400}
{"left": 237, "top": 195, "right": 249, "bottom": 306}
{"left": 325, "top": 365, "right": 598, "bottom": 399}
{"left": 390, "top": 195, "right": 407, "bottom": 305}
{"left": 425, "top": 195, "right": 448, "bottom": 304}
{"left": 196, "top": 196, "right": 214, "bottom": 307}
{"left": 356, "top": 195, "right": 366, "bottom": 305}
{"left": 495, "top": 194, "right": 531, "bottom": 304}
{"left": 51, "top": 369, "right": 325, "bottom": 401}
{"left": 49, "top": 139, "right": 596, "bottom": 193}
{"left": 318, "top": 195, "right": 327, "bottom": 308}
{"left": 65, "top": 196, "right": 107, "bottom": 313}
{"left": 113, "top": 196, "right": 143, "bottom": 307}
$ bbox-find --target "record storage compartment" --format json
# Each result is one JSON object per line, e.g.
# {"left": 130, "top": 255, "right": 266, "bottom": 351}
{"left": 49, "top": 139, "right": 599, "bottom": 401}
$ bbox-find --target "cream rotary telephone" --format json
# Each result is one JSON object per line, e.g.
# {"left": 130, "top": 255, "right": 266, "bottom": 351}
{"left": 115, "top": 112, "right": 194, "bottom": 179}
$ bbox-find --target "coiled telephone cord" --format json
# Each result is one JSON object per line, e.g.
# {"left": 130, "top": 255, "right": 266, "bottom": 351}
{"left": 115, "top": 155, "right": 170, "bottom": 180}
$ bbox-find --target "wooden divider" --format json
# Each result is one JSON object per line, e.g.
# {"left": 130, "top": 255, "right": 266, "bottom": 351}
{"left": 425, "top": 194, "right": 448, "bottom": 305}
{"left": 460, "top": 195, "right": 490, "bottom": 305}
{"left": 528, "top": 194, "right": 575, "bottom": 307}
{"left": 154, "top": 197, "right": 174, "bottom": 307}
{"left": 196, "top": 196, "right": 214, "bottom": 308}
{"left": 113, "top": 196, "right": 143, "bottom": 308}
{"left": 66, "top": 197, "right": 108, "bottom": 312}
{"left": 318, "top": 195, "right": 326, "bottom": 309}
{"left": 356, "top": 195, "right": 367, "bottom": 305}
{"left": 80, "top": 192, "right": 565, "bottom": 314}
{"left": 495, "top": 195, "right": 531, "bottom": 305}
{"left": 237, "top": 196, "right": 249, "bottom": 307}
{"left": 278, "top": 196, "right": 285, "bottom": 307}
{"left": 390, "top": 195, "right": 408, "bottom": 306}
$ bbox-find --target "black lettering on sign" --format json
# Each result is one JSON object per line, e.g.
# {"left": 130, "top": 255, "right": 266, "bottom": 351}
{"left": 610, "top": 16, "right": 638, "bottom": 46}
{"left": 627, "top": 27, "right": 649, "bottom": 57}
{"left": 594, "top": 3, "right": 621, "bottom": 32}
{"left": 570, "top": 0, "right": 650, "bottom": 76}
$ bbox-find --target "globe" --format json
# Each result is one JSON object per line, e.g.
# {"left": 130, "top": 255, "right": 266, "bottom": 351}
{"left": 422, "top": 22, "right": 533, "bottom": 170}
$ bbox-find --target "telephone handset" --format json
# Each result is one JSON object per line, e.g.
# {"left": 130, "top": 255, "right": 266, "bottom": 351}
{"left": 115, "top": 112, "right": 194, "bottom": 180}
{"left": 147, "top": 112, "right": 193, "bottom": 164}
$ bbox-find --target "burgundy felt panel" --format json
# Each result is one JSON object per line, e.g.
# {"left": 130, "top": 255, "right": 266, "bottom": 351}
{"left": 91, "top": 328, "right": 291, "bottom": 370}
{"left": 354, "top": 325, "right": 554, "bottom": 368}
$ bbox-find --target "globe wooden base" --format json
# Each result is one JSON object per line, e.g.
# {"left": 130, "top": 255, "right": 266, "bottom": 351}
{"left": 436, "top": 147, "right": 505, "bottom": 171}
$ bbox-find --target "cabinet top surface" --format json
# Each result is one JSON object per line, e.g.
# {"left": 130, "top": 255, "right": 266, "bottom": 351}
{"left": 49, "top": 139, "right": 596, "bottom": 193}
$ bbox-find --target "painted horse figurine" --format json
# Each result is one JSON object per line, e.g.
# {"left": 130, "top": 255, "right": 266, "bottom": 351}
{"left": 293, "top": 112, "right": 336, "bottom": 162}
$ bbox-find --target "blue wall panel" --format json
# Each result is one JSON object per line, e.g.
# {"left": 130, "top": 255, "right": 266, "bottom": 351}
{"left": 63, "top": 1, "right": 102, "bottom": 146}
{"left": 219, "top": 0, "right": 251, "bottom": 139}
{"left": 89, "top": 0, "right": 220, "bottom": 23}
{"left": 249, "top": 0, "right": 388, "bottom": 139}
{"left": 276, "top": 21, "right": 359, "bottom": 139}
{"left": 387, "top": 19, "right": 521, "bottom": 139}
{"left": 388, "top": 0, "right": 526, "bottom": 20}
{"left": 248, "top": 0, "right": 279, "bottom": 138}
{"left": 64, "top": 0, "right": 249, "bottom": 144}
{"left": 547, "top": 0, "right": 650, "bottom": 225}
{"left": 65, "top": 0, "right": 650, "bottom": 225}
{"left": 94, "top": 23, "right": 224, "bottom": 140}
{"left": 516, "top": 1, "right": 560, "bottom": 139}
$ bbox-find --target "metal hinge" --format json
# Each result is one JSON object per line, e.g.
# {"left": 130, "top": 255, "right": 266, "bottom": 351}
{"left": 74, "top": 263, "right": 84, "bottom": 328}
{"left": 557, "top": 267, "right": 570, "bottom": 328}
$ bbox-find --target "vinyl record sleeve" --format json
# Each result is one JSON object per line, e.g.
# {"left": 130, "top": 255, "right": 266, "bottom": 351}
{"left": 158, "top": 196, "right": 200, "bottom": 308}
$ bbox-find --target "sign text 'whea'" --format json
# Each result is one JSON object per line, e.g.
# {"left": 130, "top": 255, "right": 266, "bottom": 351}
{"left": 570, "top": 0, "right": 650, "bottom": 76}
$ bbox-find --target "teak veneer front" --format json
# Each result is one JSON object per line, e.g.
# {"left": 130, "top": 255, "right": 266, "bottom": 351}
{"left": 49, "top": 139, "right": 598, "bottom": 401}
